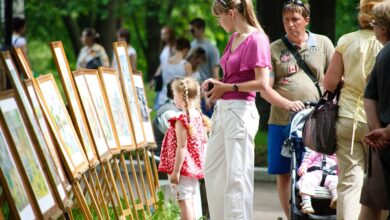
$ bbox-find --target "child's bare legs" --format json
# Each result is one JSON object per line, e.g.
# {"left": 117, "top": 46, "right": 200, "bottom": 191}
{"left": 179, "top": 198, "right": 195, "bottom": 220}
{"left": 301, "top": 193, "right": 314, "bottom": 214}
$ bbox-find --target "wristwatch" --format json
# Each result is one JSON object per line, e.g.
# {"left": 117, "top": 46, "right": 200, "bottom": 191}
{"left": 233, "top": 84, "right": 238, "bottom": 92}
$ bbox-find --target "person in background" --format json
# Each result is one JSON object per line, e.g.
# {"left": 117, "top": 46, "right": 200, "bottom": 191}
{"left": 153, "top": 79, "right": 180, "bottom": 157}
{"left": 187, "top": 47, "right": 206, "bottom": 81}
{"left": 112, "top": 28, "right": 137, "bottom": 71}
{"left": 189, "top": 17, "right": 220, "bottom": 117}
{"left": 76, "top": 28, "right": 109, "bottom": 69}
{"left": 157, "top": 37, "right": 192, "bottom": 108}
{"left": 360, "top": 1, "right": 390, "bottom": 219}
{"left": 323, "top": 0, "right": 384, "bottom": 219}
{"left": 204, "top": 0, "right": 304, "bottom": 219}
{"left": 12, "top": 17, "right": 28, "bottom": 58}
{"left": 268, "top": 1, "right": 334, "bottom": 218}
{"left": 152, "top": 26, "right": 176, "bottom": 110}
{"left": 158, "top": 77, "right": 208, "bottom": 220}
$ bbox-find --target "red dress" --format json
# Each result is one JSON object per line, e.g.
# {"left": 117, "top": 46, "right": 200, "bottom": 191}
{"left": 158, "top": 111, "right": 206, "bottom": 179}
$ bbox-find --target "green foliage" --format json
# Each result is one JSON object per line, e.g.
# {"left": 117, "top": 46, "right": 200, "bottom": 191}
{"left": 152, "top": 190, "right": 180, "bottom": 220}
{"left": 335, "top": 0, "right": 360, "bottom": 41}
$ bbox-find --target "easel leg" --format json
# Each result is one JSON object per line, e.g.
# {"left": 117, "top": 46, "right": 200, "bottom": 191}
{"left": 82, "top": 174, "right": 103, "bottom": 220}
{"left": 143, "top": 148, "right": 157, "bottom": 208}
{"left": 73, "top": 181, "right": 93, "bottom": 220}
{"left": 111, "top": 156, "right": 134, "bottom": 219}
{"left": 91, "top": 168, "right": 110, "bottom": 220}
{"left": 136, "top": 150, "right": 152, "bottom": 216}
{"left": 102, "top": 161, "right": 125, "bottom": 219}
{"left": 149, "top": 149, "right": 160, "bottom": 191}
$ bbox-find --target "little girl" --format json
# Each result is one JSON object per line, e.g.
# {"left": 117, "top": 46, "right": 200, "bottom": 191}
{"left": 158, "top": 77, "right": 209, "bottom": 220}
{"left": 297, "top": 149, "right": 338, "bottom": 214}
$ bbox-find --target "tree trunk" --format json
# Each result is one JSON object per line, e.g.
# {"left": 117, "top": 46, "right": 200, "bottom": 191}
{"left": 96, "top": 0, "right": 118, "bottom": 62}
{"left": 256, "top": 0, "right": 285, "bottom": 130}
{"left": 309, "top": 0, "right": 336, "bottom": 43}
{"left": 257, "top": 0, "right": 285, "bottom": 42}
{"left": 62, "top": 16, "right": 82, "bottom": 56}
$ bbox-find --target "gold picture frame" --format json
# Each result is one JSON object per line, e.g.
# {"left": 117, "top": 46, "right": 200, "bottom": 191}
{"left": 132, "top": 71, "right": 157, "bottom": 148}
{"left": 113, "top": 41, "right": 147, "bottom": 148}
{"left": 98, "top": 67, "right": 136, "bottom": 151}
{"left": 0, "top": 90, "right": 62, "bottom": 218}
{"left": 0, "top": 119, "right": 39, "bottom": 219}
{"left": 35, "top": 74, "right": 89, "bottom": 181}
{"left": 49, "top": 41, "right": 99, "bottom": 167}
{"left": 72, "top": 69, "right": 112, "bottom": 161}
{"left": 24, "top": 79, "right": 70, "bottom": 191}
{"left": 0, "top": 52, "right": 69, "bottom": 209}
{"left": 12, "top": 47, "right": 33, "bottom": 80}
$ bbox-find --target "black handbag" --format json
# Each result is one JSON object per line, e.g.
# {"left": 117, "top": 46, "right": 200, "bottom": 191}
{"left": 302, "top": 86, "right": 341, "bottom": 155}
{"left": 86, "top": 56, "right": 102, "bottom": 69}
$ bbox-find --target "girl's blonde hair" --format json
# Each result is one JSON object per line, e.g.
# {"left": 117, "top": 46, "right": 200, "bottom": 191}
{"left": 358, "top": 0, "right": 384, "bottom": 29}
{"left": 172, "top": 77, "right": 210, "bottom": 135}
{"left": 212, "top": 0, "right": 264, "bottom": 32}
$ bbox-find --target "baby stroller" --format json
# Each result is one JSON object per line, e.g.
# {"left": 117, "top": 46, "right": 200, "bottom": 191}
{"left": 282, "top": 107, "right": 337, "bottom": 220}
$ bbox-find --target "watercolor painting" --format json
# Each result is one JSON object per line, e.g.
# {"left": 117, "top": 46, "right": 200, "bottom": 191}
{"left": 118, "top": 51, "right": 145, "bottom": 144}
{"left": 0, "top": 98, "right": 55, "bottom": 213}
{"left": 0, "top": 127, "right": 35, "bottom": 219}
{"left": 102, "top": 73, "right": 133, "bottom": 147}
{"left": 38, "top": 79, "right": 87, "bottom": 173}
{"left": 54, "top": 47, "right": 95, "bottom": 161}
{"left": 74, "top": 75, "right": 110, "bottom": 158}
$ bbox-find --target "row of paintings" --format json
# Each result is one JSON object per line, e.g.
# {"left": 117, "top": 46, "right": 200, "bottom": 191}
{"left": 0, "top": 41, "right": 158, "bottom": 218}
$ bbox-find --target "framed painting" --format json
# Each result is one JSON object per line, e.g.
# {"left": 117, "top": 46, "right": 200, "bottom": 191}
{"left": 0, "top": 52, "right": 68, "bottom": 208}
{"left": 0, "top": 120, "right": 39, "bottom": 220}
{"left": 12, "top": 47, "right": 33, "bottom": 80}
{"left": 98, "top": 67, "right": 136, "bottom": 151}
{"left": 74, "top": 69, "right": 121, "bottom": 155}
{"left": 24, "top": 79, "right": 70, "bottom": 190}
{"left": 132, "top": 71, "right": 156, "bottom": 147}
{"left": 113, "top": 41, "right": 147, "bottom": 148}
{"left": 35, "top": 74, "right": 89, "bottom": 181}
{"left": 72, "top": 70, "right": 112, "bottom": 161}
{"left": 49, "top": 41, "right": 98, "bottom": 166}
{"left": 0, "top": 90, "right": 61, "bottom": 218}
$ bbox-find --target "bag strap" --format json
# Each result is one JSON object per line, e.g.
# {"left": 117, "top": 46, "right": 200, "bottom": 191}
{"left": 282, "top": 36, "right": 322, "bottom": 97}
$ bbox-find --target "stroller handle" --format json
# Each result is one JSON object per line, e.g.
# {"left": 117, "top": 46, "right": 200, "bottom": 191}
{"left": 305, "top": 101, "right": 318, "bottom": 108}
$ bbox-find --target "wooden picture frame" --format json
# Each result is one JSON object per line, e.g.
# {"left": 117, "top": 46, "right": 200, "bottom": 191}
{"left": 24, "top": 79, "right": 70, "bottom": 190}
{"left": 35, "top": 74, "right": 89, "bottom": 181}
{"left": 12, "top": 47, "right": 33, "bottom": 80}
{"left": 0, "top": 52, "right": 68, "bottom": 208}
{"left": 98, "top": 67, "right": 136, "bottom": 151}
{"left": 74, "top": 69, "right": 121, "bottom": 155}
{"left": 113, "top": 41, "right": 147, "bottom": 148}
{"left": 72, "top": 70, "right": 112, "bottom": 161}
{"left": 0, "top": 120, "right": 39, "bottom": 219}
{"left": 132, "top": 71, "right": 157, "bottom": 147}
{"left": 0, "top": 90, "right": 62, "bottom": 218}
{"left": 49, "top": 41, "right": 99, "bottom": 167}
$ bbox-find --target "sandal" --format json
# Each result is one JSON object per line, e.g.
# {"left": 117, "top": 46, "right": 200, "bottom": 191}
{"left": 330, "top": 197, "right": 337, "bottom": 209}
{"left": 301, "top": 203, "right": 315, "bottom": 214}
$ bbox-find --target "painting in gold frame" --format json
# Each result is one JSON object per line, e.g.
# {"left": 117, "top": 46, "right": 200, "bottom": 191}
{"left": 0, "top": 120, "right": 38, "bottom": 220}
{"left": 98, "top": 67, "right": 136, "bottom": 151}
{"left": 113, "top": 41, "right": 147, "bottom": 148}
{"left": 12, "top": 47, "right": 33, "bottom": 79}
{"left": 0, "top": 52, "right": 68, "bottom": 208}
{"left": 35, "top": 74, "right": 89, "bottom": 181}
{"left": 0, "top": 90, "right": 61, "bottom": 218}
{"left": 72, "top": 70, "right": 112, "bottom": 161}
{"left": 49, "top": 41, "right": 98, "bottom": 166}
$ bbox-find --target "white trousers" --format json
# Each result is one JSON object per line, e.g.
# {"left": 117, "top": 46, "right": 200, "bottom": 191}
{"left": 205, "top": 100, "right": 259, "bottom": 220}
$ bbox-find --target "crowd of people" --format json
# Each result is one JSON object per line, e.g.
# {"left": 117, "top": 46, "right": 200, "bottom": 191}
{"left": 10, "top": 0, "right": 390, "bottom": 219}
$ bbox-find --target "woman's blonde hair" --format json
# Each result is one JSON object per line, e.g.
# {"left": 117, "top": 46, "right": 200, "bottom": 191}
{"left": 358, "top": 0, "right": 384, "bottom": 29}
{"left": 212, "top": 0, "right": 264, "bottom": 32}
{"left": 372, "top": 0, "right": 390, "bottom": 34}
